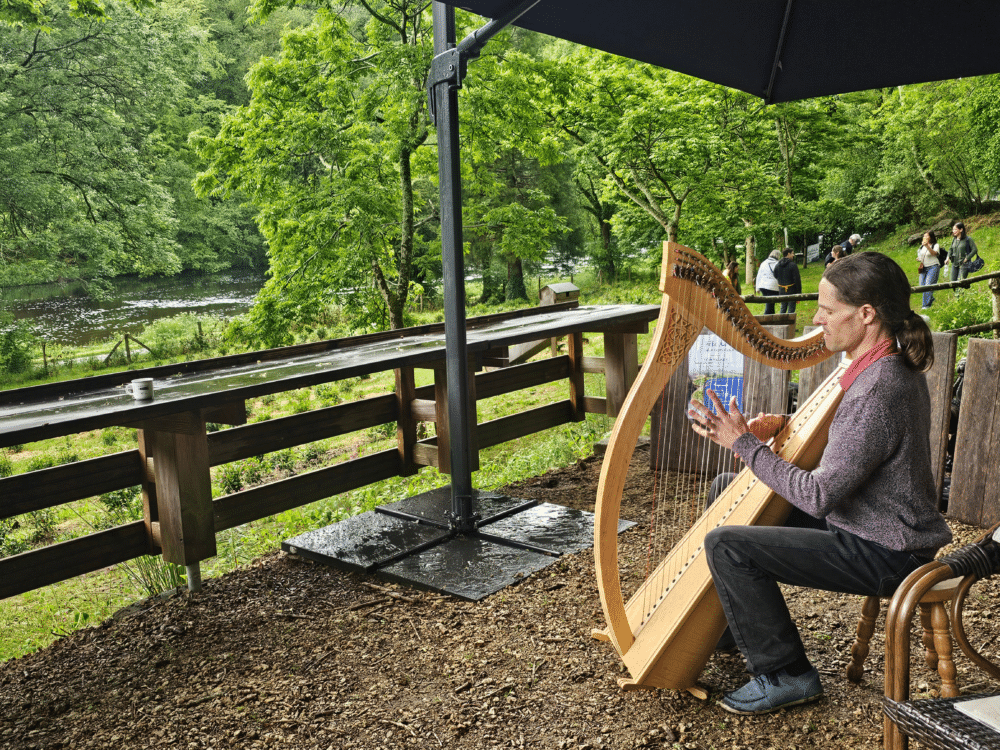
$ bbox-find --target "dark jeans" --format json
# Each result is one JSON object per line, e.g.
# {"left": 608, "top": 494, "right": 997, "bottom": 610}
{"left": 759, "top": 288, "right": 780, "bottom": 315}
{"left": 704, "top": 522, "right": 930, "bottom": 676}
{"left": 780, "top": 299, "right": 797, "bottom": 314}
{"left": 950, "top": 262, "right": 968, "bottom": 282}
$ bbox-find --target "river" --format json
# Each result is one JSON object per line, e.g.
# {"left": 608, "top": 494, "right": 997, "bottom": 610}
{"left": 0, "top": 271, "right": 265, "bottom": 346}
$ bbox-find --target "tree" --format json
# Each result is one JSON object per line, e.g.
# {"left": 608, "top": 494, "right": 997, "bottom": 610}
{"left": 197, "top": 3, "right": 437, "bottom": 340}
{"left": 1, "top": 0, "right": 152, "bottom": 28}
{"left": 0, "top": 1, "right": 220, "bottom": 284}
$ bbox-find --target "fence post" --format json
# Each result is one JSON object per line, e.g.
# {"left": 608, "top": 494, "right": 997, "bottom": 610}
{"left": 990, "top": 277, "right": 1000, "bottom": 339}
{"left": 603, "top": 330, "right": 638, "bottom": 418}
{"left": 142, "top": 411, "right": 216, "bottom": 568}
{"left": 567, "top": 332, "right": 586, "bottom": 422}
{"left": 395, "top": 366, "right": 418, "bottom": 476}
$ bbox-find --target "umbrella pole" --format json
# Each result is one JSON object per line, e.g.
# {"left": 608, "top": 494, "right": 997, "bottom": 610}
{"left": 430, "top": 3, "right": 476, "bottom": 532}
{"left": 429, "top": 0, "right": 540, "bottom": 532}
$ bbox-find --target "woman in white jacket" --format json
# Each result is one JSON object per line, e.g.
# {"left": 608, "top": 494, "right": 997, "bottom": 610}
{"left": 755, "top": 250, "right": 782, "bottom": 315}
{"left": 917, "top": 231, "right": 941, "bottom": 309}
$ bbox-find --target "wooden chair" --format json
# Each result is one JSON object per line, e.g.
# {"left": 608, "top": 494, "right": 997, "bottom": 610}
{"left": 846, "top": 577, "right": 962, "bottom": 696}
{"left": 881, "top": 525, "right": 1000, "bottom": 750}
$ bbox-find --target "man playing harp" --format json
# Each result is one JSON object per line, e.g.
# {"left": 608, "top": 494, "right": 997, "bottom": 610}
{"left": 688, "top": 252, "right": 951, "bottom": 715}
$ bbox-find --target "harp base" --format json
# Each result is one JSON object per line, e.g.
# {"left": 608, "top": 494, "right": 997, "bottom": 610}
{"left": 615, "top": 678, "right": 711, "bottom": 701}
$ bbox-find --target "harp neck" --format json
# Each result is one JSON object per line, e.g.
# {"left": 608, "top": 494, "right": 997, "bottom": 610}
{"left": 659, "top": 241, "right": 829, "bottom": 370}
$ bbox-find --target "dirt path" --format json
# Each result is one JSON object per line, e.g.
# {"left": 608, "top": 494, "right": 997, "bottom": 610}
{"left": 2, "top": 447, "right": 998, "bottom": 749}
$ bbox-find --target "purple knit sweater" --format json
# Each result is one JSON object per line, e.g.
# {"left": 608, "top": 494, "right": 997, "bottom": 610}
{"left": 733, "top": 355, "right": 952, "bottom": 557}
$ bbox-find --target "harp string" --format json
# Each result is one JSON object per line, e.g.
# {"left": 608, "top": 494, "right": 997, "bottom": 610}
{"left": 637, "top": 253, "right": 803, "bottom": 630}
{"left": 641, "top": 262, "right": 743, "bottom": 625}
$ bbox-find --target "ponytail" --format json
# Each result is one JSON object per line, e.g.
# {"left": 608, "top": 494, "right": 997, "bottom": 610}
{"left": 895, "top": 310, "right": 934, "bottom": 373}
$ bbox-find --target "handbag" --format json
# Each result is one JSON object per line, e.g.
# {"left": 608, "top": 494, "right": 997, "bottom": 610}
{"left": 917, "top": 261, "right": 924, "bottom": 273}
{"left": 963, "top": 253, "right": 985, "bottom": 274}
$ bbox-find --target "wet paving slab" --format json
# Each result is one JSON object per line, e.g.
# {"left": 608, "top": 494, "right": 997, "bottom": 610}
{"left": 376, "top": 534, "right": 557, "bottom": 601}
{"left": 282, "top": 486, "right": 637, "bottom": 601}
{"left": 479, "top": 502, "right": 636, "bottom": 556}
{"left": 379, "top": 487, "right": 537, "bottom": 528}
{"left": 282, "top": 512, "right": 451, "bottom": 574}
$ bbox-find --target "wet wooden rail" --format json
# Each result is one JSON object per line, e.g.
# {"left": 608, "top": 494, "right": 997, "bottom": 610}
{"left": 0, "top": 302, "right": 659, "bottom": 599}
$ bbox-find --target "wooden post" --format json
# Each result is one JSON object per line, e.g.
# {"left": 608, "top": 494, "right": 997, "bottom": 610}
{"left": 603, "top": 329, "right": 639, "bottom": 418}
{"left": 743, "top": 323, "right": 796, "bottom": 416}
{"left": 925, "top": 333, "right": 957, "bottom": 510}
{"left": 143, "top": 411, "right": 216, "bottom": 566}
{"left": 428, "top": 357, "right": 479, "bottom": 474}
{"left": 136, "top": 428, "right": 161, "bottom": 552}
{"left": 395, "top": 366, "right": 418, "bottom": 476}
{"left": 799, "top": 326, "right": 842, "bottom": 402}
{"left": 990, "top": 276, "right": 1000, "bottom": 339}
{"left": 124, "top": 333, "right": 132, "bottom": 363}
{"left": 948, "top": 338, "right": 1000, "bottom": 527}
{"left": 567, "top": 332, "right": 586, "bottom": 422}
{"left": 42, "top": 341, "right": 47, "bottom": 373}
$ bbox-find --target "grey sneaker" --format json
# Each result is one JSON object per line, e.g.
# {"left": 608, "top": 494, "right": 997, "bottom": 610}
{"left": 720, "top": 667, "right": 823, "bottom": 715}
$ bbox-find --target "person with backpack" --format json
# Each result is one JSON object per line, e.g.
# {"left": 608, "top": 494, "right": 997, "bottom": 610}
{"left": 839, "top": 233, "right": 862, "bottom": 255}
{"left": 773, "top": 248, "right": 802, "bottom": 314}
{"left": 947, "top": 221, "right": 979, "bottom": 282}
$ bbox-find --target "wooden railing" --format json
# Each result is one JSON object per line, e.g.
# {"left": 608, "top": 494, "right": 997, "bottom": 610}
{"left": 0, "top": 303, "right": 659, "bottom": 600}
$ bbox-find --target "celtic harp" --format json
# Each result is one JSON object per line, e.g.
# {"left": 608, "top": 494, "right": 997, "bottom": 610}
{"left": 593, "top": 241, "right": 846, "bottom": 698}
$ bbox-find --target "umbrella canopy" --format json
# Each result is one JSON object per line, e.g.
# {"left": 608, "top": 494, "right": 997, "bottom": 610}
{"left": 444, "top": 0, "right": 1000, "bottom": 103}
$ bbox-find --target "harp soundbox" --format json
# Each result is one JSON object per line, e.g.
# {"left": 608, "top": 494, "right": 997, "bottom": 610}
{"left": 593, "top": 241, "right": 846, "bottom": 697}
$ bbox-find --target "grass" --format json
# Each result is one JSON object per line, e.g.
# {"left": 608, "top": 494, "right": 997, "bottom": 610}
{"left": 2, "top": 231, "right": 997, "bottom": 663}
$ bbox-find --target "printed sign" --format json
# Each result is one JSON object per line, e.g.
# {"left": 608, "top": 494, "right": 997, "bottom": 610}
{"left": 688, "top": 331, "right": 744, "bottom": 378}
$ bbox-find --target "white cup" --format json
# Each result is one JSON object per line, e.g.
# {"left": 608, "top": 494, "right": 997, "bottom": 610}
{"left": 126, "top": 378, "right": 154, "bottom": 401}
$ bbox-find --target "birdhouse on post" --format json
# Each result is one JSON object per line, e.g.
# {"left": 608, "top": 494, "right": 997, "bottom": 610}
{"left": 539, "top": 283, "right": 580, "bottom": 306}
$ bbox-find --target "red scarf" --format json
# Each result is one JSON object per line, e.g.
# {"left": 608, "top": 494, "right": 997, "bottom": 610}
{"left": 839, "top": 337, "right": 897, "bottom": 391}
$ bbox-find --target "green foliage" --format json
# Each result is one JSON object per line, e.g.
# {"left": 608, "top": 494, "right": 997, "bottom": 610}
{"left": 140, "top": 314, "right": 224, "bottom": 358}
{"left": 0, "top": 509, "right": 56, "bottom": 558}
{"left": 0, "top": 314, "right": 36, "bottom": 376}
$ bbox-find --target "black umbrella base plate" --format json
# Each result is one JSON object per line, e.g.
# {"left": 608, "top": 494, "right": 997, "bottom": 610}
{"left": 281, "top": 486, "right": 635, "bottom": 601}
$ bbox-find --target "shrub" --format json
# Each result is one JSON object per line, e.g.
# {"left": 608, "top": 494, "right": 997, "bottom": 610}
{"left": 0, "top": 313, "right": 36, "bottom": 375}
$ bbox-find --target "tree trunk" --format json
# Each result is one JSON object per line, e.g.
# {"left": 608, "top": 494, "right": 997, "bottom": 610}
{"left": 506, "top": 257, "right": 529, "bottom": 302}
{"left": 743, "top": 219, "right": 756, "bottom": 287}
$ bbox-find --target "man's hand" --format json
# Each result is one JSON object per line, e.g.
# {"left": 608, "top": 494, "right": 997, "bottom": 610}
{"left": 687, "top": 390, "right": 751, "bottom": 451}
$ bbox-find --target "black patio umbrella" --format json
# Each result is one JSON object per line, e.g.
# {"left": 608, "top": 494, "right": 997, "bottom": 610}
{"left": 444, "top": 0, "right": 1000, "bottom": 104}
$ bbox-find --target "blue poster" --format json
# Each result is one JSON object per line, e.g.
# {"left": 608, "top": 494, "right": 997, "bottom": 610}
{"left": 703, "top": 376, "right": 744, "bottom": 414}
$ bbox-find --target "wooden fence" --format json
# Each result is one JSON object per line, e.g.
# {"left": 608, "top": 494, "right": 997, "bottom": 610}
{"left": 0, "top": 303, "right": 659, "bottom": 600}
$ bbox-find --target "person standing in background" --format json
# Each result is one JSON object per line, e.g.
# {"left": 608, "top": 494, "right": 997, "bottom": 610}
{"left": 947, "top": 222, "right": 977, "bottom": 283}
{"left": 773, "top": 248, "right": 802, "bottom": 314}
{"left": 917, "top": 231, "right": 941, "bottom": 309}
{"left": 755, "top": 250, "right": 782, "bottom": 315}
{"left": 724, "top": 260, "right": 742, "bottom": 295}
{"left": 824, "top": 246, "right": 844, "bottom": 268}
{"left": 839, "top": 234, "right": 861, "bottom": 255}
